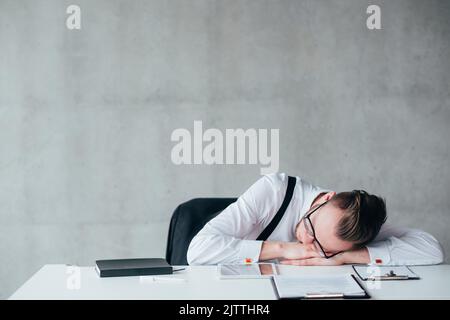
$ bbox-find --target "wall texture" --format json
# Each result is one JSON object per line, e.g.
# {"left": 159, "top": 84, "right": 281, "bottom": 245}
{"left": 0, "top": 0, "right": 449, "bottom": 298}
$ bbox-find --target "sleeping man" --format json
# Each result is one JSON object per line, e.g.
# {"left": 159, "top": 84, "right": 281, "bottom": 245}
{"left": 187, "top": 173, "right": 444, "bottom": 266}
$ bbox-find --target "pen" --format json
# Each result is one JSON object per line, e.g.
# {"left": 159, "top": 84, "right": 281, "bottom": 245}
{"left": 152, "top": 276, "right": 187, "bottom": 282}
{"left": 305, "top": 293, "right": 344, "bottom": 299}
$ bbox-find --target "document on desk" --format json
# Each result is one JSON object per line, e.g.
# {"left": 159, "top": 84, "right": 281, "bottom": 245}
{"left": 352, "top": 265, "right": 420, "bottom": 280}
{"left": 273, "top": 274, "right": 368, "bottom": 299}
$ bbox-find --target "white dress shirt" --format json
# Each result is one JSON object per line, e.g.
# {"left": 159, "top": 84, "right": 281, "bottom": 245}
{"left": 187, "top": 173, "right": 444, "bottom": 266}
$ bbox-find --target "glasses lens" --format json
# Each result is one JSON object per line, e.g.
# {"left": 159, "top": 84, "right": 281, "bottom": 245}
{"left": 313, "top": 241, "right": 325, "bottom": 257}
{"left": 304, "top": 218, "right": 314, "bottom": 236}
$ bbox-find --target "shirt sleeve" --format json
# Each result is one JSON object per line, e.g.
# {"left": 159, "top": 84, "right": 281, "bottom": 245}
{"left": 187, "top": 173, "right": 285, "bottom": 265}
{"left": 365, "top": 223, "right": 444, "bottom": 265}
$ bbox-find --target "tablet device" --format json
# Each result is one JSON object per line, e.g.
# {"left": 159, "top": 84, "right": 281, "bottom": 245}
{"left": 217, "top": 263, "right": 278, "bottom": 279}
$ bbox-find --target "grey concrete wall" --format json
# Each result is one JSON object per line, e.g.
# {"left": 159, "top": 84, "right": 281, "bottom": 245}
{"left": 1, "top": 0, "right": 449, "bottom": 298}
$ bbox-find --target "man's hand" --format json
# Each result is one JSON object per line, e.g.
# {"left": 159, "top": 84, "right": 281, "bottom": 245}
{"left": 259, "top": 241, "right": 322, "bottom": 261}
{"left": 279, "top": 247, "right": 370, "bottom": 266}
{"left": 281, "top": 242, "right": 322, "bottom": 260}
{"left": 280, "top": 254, "right": 346, "bottom": 266}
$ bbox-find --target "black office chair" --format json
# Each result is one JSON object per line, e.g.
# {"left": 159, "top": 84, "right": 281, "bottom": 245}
{"left": 165, "top": 198, "right": 237, "bottom": 265}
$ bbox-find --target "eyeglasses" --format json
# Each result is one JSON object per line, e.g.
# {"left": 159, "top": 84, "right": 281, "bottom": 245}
{"left": 301, "top": 200, "right": 343, "bottom": 259}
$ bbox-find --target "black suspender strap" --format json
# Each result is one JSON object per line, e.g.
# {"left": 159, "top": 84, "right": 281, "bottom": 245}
{"left": 256, "top": 175, "right": 296, "bottom": 241}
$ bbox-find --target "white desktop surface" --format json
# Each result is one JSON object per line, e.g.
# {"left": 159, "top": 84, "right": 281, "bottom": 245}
{"left": 9, "top": 264, "right": 450, "bottom": 300}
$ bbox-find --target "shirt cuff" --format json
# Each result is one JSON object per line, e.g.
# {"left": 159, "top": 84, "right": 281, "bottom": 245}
{"left": 238, "top": 240, "right": 264, "bottom": 263}
{"left": 366, "top": 241, "right": 391, "bottom": 265}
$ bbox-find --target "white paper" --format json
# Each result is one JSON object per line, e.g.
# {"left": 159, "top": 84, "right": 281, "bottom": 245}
{"left": 273, "top": 274, "right": 366, "bottom": 298}
{"left": 353, "top": 265, "right": 419, "bottom": 280}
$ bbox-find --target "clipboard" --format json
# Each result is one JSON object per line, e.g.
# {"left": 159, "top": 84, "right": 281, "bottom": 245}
{"left": 271, "top": 274, "right": 370, "bottom": 300}
{"left": 352, "top": 265, "right": 420, "bottom": 281}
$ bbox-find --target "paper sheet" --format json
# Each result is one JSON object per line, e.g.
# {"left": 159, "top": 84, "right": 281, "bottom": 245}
{"left": 353, "top": 265, "right": 419, "bottom": 280}
{"left": 273, "top": 274, "right": 365, "bottom": 298}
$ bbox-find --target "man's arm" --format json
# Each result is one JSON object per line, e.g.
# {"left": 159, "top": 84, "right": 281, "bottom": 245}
{"left": 187, "top": 174, "right": 281, "bottom": 265}
{"left": 259, "top": 241, "right": 322, "bottom": 261}
{"left": 365, "top": 223, "right": 444, "bottom": 265}
{"left": 280, "top": 224, "right": 444, "bottom": 266}
{"left": 279, "top": 247, "right": 370, "bottom": 266}
{"left": 188, "top": 173, "right": 325, "bottom": 265}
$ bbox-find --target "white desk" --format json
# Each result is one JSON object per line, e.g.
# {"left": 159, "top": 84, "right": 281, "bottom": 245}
{"left": 9, "top": 264, "right": 450, "bottom": 300}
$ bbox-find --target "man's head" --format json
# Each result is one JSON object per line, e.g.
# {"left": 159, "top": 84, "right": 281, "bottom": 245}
{"left": 295, "top": 190, "right": 387, "bottom": 256}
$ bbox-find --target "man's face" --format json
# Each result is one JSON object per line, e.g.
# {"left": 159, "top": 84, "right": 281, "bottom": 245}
{"left": 295, "top": 200, "right": 354, "bottom": 256}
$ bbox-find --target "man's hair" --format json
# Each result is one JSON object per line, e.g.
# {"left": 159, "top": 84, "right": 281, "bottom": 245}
{"left": 331, "top": 190, "right": 387, "bottom": 248}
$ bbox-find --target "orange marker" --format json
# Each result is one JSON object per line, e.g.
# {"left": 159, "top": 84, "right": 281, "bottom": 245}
{"left": 244, "top": 258, "right": 253, "bottom": 264}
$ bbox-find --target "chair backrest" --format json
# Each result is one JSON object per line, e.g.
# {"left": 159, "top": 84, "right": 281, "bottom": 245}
{"left": 165, "top": 198, "right": 237, "bottom": 265}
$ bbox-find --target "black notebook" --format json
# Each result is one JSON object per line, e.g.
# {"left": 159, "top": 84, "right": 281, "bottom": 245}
{"left": 95, "top": 258, "right": 173, "bottom": 277}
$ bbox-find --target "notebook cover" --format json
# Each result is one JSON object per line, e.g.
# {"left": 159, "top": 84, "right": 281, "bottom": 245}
{"left": 95, "top": 258, "right": 173, "bottom": 277}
